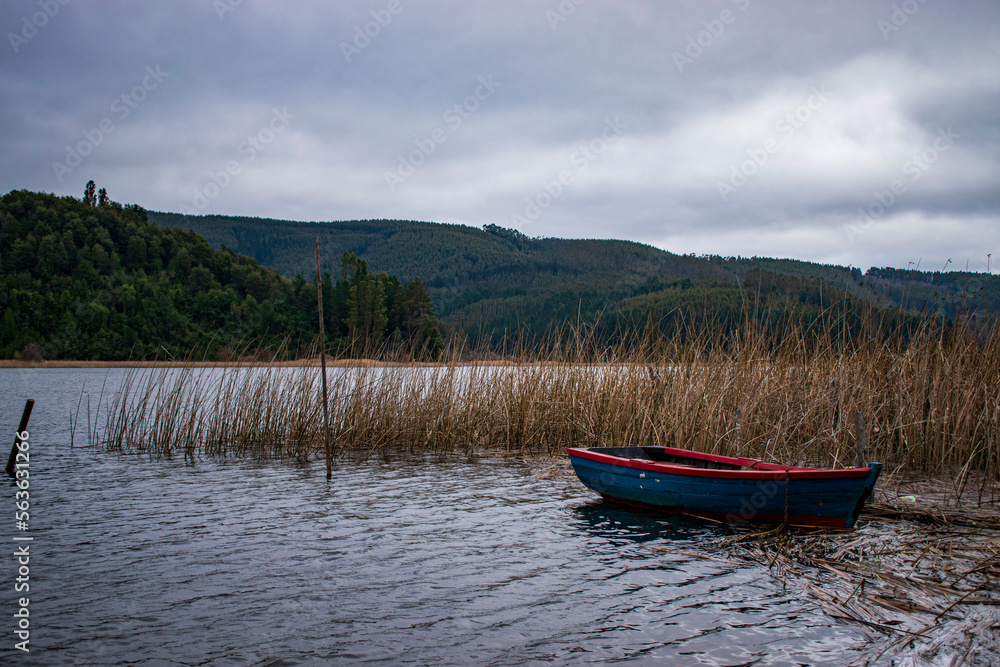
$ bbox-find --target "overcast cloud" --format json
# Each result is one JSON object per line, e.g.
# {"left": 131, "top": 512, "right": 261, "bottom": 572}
{"left": 2, "top": 0, "right": 998, "bottom": 271}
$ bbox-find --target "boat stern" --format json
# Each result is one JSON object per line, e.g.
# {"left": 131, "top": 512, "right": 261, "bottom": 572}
{"left": 844, "top": 462, "right": 883, "bottom": 528}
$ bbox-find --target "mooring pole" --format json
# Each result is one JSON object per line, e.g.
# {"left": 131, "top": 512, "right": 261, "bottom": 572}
{"left": 6, "top": 399, "right": 35, "bottom": 479}
{"left": 316, "top": 239, "right": 332, "bottom": 480}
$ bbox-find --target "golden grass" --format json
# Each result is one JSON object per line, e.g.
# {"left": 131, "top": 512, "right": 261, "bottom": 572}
{"left": 87, "top": 315, "right": 1000, "bottom": 502}
{"left": 0, "top": 358, "right": 440, "bottom": 369}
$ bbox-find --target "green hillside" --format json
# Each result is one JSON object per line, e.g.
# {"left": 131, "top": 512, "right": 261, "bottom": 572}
{"left": 147, "top": 212, "right": 736, "bottom": 336}
{"left": 4, "top": 188, "right": 994, "bottom": 362}
{"left": 864, "top": 267, "right": 1000, "bottom": 319}
{"left": 150, "top": 211, "right": 1000, "bottom": 343}
{"left": 712, "top": 256, "right": 1000, "bottom": 318}
{"left": 0, "top": 188, "right": 441, "bottom": 360}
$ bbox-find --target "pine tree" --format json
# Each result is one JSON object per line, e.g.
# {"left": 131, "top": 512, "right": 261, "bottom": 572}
{"left": 83, "top": 180, "right": 97, "bottom": 206}
{"left": 393, "top": 277, "right": 443, "bottom": 358}
{"left": 345, "top": 270, "right": 387, "bottom": 355}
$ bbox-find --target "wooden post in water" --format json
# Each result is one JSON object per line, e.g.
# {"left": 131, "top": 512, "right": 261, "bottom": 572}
{"left": 6, "top": 399, "right": 35, "bottom": 479}
{"left": 854, "top": 411, "right": 867, "bottom": 468}
{"left": 315, "top": 239, "right": 332, "bottom": 480}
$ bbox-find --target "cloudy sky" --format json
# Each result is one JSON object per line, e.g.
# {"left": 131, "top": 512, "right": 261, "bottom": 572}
{"left": 2, "top": 1, "right": 998, "bottom": 271}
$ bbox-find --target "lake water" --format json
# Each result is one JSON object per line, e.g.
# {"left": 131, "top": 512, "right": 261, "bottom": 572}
{"left": 0, "top": 368, "right": 868, "bottom": 665}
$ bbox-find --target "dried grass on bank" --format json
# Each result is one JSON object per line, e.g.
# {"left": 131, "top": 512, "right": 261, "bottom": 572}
{"left": 719, "top": 518, "right": 1000, "bottom": 666}
{"left": 89, "top": 318, "right": 1000, "bottom": 497}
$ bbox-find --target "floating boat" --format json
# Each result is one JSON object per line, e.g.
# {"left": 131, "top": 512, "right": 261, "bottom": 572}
{"left": 567, "top": 446, "right": 882, "bottom": 528}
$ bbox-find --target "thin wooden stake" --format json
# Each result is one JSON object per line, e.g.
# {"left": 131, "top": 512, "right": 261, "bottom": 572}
{"left": 6, "top": 399, "right": 35, "bottom": 478}
{"left": 316, "top": 238, "right": 332, "bottom": 479}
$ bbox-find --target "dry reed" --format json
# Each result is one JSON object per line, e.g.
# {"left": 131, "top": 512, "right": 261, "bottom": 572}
{"left": 718, "top": 521, "right": 1000, "bottom": 665}
{"left": 91, "top": 316, "right": 1000, "bottom": 499}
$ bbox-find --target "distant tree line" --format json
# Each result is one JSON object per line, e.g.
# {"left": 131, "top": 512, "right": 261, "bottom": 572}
{"left": 314, "top": 251, "right": 443, "bottom": 358}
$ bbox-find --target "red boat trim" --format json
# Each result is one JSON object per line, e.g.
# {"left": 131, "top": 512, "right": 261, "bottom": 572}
{"left": 568, "top": 447, "right": 873, "bottom": 480}
{"left": 598, "top": 494, "right": 849, "bottom": 527}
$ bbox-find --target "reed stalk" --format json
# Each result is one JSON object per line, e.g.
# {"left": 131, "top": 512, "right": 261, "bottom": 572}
{"left": 92, "top": 315, "right": 1000, "bottom": 499}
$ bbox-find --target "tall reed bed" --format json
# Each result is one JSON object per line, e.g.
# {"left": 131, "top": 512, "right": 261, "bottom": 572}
{"left": 95, "top": 319, "right": 1000, "bottom": 493}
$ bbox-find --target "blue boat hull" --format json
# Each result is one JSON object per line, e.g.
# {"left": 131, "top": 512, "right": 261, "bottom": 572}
{"left": 568, "top": 447, "right": 882, "bottom": 528}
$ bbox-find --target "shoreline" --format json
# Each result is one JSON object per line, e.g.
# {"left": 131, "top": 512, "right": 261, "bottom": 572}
{"left": 0, "top": 359, "right": 597, "bottom": 369}
{"left": 0, "top": 358, "right": 448, "bottom": 369}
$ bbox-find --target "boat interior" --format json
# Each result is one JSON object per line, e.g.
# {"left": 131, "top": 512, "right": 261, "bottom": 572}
{"left": 593, "top": 446, "right": 746, "bottom": 471}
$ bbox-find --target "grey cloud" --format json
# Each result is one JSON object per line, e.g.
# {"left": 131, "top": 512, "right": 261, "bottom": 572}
{"left": 1, "top": 0, "right": 998, "bottom": 271}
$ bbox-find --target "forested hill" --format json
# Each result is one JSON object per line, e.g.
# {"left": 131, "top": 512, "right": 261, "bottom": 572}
{"left": 149, "top": 211, "right": 1000, "bottom": 334}
{"left": 703, "top": 256, "right": 1000, "bottom": 320}
{"left": 147, "top": 212, "right": 735, "bottom": 333}
{"left": 7, "top": 187, "right": 995, "bottom": 362}
{"left": 0, "top": 189, "right": 442, "bottom": 360}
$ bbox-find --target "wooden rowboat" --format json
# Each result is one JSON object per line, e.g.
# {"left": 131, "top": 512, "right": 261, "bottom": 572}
{"left": 567, "top": 446, "right": 882, "bottom": 528}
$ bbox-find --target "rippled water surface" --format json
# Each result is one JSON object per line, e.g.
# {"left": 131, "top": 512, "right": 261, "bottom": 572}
{"left": 0, "top": 369, "right": 867, "bottom": 665}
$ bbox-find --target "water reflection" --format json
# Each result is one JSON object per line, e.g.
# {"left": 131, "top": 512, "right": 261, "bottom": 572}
{"left": 572, "top": 500, "right": 726, "bottom": 545}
